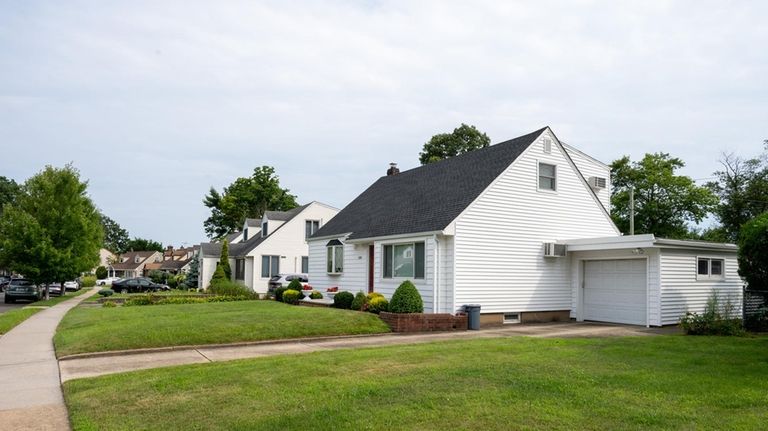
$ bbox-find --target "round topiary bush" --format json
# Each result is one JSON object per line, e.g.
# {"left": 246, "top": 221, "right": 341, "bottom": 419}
{"left": 274, "top": 286, "right": 288, "bottom": 302}
{"left": 367, "top": 296, "right": 389, "bottom": 314}
{"left": 351, "top": 291, "right": 367, "bottom": 311}
{"left": 333, "top": 291, "right": 354, "bottom": 309}
{"left": 287, "top": 278, "right": 303, "bottom": 291}
{"left": 98, "top": 288, "right": 114, "bottom": 297}
{"left": 389, "top": 280, "right": 423, "bottom": 313}
{"left": 310, "top": 290, "right": 323, "bottom": 299}
{"left": 282, "top": 289, "right": 301, "bottom": 305}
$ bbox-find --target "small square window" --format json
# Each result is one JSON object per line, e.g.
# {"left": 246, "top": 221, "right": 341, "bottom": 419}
{"left": 697, "top": 258, "right": 725, "bottom": 280}
{"left": 710, "top": 259, "right": 723, "bottom": 276}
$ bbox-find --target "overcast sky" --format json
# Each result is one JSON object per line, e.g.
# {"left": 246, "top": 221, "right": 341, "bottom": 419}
{"left": 1, "top": 1, "right": 766, "bottom": 246}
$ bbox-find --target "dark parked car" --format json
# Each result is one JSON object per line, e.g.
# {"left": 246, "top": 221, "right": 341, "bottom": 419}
{"left": 111, "top": 277, "right": 170, "bottom": 294}
{"left": 4, "top": 279, "right": 43, "bottom": 303}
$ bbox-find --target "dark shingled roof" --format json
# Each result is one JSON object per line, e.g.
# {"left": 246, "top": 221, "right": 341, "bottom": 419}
{"left": 312, "top": 128, "right": 547, "bottom": 240}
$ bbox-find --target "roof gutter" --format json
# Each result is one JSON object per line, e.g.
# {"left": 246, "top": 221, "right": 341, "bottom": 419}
{"left": 344, "top": 230, "right": 445, "bottom": 244}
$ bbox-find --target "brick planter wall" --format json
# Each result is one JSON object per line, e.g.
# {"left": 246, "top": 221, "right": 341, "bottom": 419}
{"left": 379, "top": 312, "right": 468, "bottom": 332}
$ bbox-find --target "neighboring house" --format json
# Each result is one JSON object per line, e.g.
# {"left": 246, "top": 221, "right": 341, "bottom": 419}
{"left": 308, "top": 127, "right": 741, "bottom": 327}
{"left": 94, "top": 248, "right": 116, "bottom": 272}
{"left": 199, "top": 201, "right": 339, "bottom": 293}
{"left": 108, "top": 251, "right": 163, "bottom": 279}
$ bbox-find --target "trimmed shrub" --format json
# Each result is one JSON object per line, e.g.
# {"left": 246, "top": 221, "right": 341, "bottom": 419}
{"left": 210, "top": 265, "right": 226, "bottom": 282}
{"left": 310, "top": 290, "right": 323, "bottom": 300}
{"left": 102, "top": 300, "right": 116, "bottom": 308}
{"left": 81, "top": 275, "right": 97, "bottom": 287}
{"left": 679, "top": 290, "right": 743, "bottom": 336}
{"left": 333, "top": 291, "right": 354, "bottom": 309}
{"left": 367, "top": 296, "right": 389, "bottom": 314}
{"left": 367, "top": 292, "right": 384, "bottom": 302}
{"left": 389, "top": 280, "right": 423, "bottom": 313}
{"left": 97, "top": 288, "right": 114, "bottom": 297}
{"left": 351, "top": 291, "right": 367, "bottom": 311}
{"left": 282, "top": 289, "right": 301, "bottom": 305}
{"left": 148, "top": 270, "right": 166, "bottom": 284}
{"left": 95, "top": 266, "right": 108, "bottom": 280}
{"left": 274, "top": 286, "right": 288, "bottom": 302}
{"left": 125, "top": 294, "right": 154, "bottom": 307}
{"left": 287, "top": 278, "right": 303, "bottom": 291}
{"left": 208, "top": 279, "right": 256, "bottom": 298}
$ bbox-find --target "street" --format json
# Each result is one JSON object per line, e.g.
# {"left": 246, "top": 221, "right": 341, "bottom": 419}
{"left": 0, "top": 293, "right": 26, "bottom": 314}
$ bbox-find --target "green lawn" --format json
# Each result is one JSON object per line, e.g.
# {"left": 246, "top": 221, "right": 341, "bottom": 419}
{"left": 55, "top": 300, "right": 390, "bottom": 357}
{"left": 0, "top": 308, "right": 43, "bottom": 335}
{"left": 63, "top": 336, "right": 768, "bottom": 430}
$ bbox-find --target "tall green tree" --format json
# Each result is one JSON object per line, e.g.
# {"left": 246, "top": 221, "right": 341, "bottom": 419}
{"left": 0, "top": 165, "right": 103, "bottom": 299}
{"left": 738, "top": 212, "right": 768, "bottom": 290}
{"left": 610, "top": 153, "right": 718, "bottom": 239}
{"left": 100, "top": 214, "right": 130, "bottom": 253}
{"left": 185, "top": 252, "right": 200, "bottom": 289}
{"left": 203, "top": 166, "right": 298, "bottom": 239}
{"left": 124, "top": 237, "right": 164, "bottom": 252}
{"left": 0, "top": 176, "right": 20, "bottom": 215}
{"left": 707, "top": 143, "right": 768, "bottom": 242}
{"left": 419, "top": 123, "right": 491, "bottom": 165}
{"left": 219, "top": 239, "right": 232, "bottom": 280}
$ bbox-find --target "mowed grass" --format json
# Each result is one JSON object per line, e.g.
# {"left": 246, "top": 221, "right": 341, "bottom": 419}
{"left": 54, "top": 300, "right": 390, "bottom": 357}
{"left": 63, "top": 335, "right": 768, "bottom": 431}
{"left": 0, "top": 308, "right": 43, "bottom": 335}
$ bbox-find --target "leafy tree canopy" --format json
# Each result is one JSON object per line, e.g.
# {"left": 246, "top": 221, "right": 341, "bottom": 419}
{"left": 610, "top": 153, "right": 718, "bottom": 239}
{"left": 738, "top": 211, "right": 768, "bottom": 290}
{"left": 124, "top": 237, "right": 164, "bottom": 252}
{"left": 0, "top": 165, "right": 103, "bottom": 291}
{"left": 0, "top": 176, "right": 20, "bottom": 216}
{"left": 100, "top": 214, "right": 130, "bottom": 253}
{"left": 419, "top": 123, "right": 491, "bottom": 165}
{"left": 707, "top": 142, "right": 768, "bottom": 242}
{"left": 203, "top": 166, "right": 298, "bottom": 239}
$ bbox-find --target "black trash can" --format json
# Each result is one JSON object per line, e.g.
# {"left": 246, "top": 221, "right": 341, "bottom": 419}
{"left": 464, "top": 304, "right": 481, "bottom": 330}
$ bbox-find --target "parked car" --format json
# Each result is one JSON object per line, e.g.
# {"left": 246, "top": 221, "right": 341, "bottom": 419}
{"left": 4, "top": 279, "right": 43, "bottom": 303}
{"left": 111, "top": 277, "right": 170, "bottom": 294}
{"left": 267, "top": 274, "right": 309, "bottom": 293}
{"left": 97, "top": 276, "right": 121, "bottom": 286}
{"left": 0, "top": 276, "right": 11, "bottom": 293}
{"left": 46, "top": 283, "right": 63, "bottom": 296}
{"left": 64, "top": 280, "right": 80, "bottom": 291}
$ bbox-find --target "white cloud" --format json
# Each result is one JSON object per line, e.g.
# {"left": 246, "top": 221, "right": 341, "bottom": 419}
{"left": 0, "top": 0, "right": 766, "bottom": 244}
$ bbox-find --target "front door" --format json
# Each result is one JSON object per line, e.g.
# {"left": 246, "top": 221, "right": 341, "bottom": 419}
{"left": 368, "top": 245, "right": 374, "bottom": 293}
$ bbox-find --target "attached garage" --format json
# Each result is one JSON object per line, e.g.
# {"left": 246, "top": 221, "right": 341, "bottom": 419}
{"left": 567, "top": 235, "right": 742, "bottom": 327}
{"left": 583, "top": 259, "right": 647, "bottom": 325}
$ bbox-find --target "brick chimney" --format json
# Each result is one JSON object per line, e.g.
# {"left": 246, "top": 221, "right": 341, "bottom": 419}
{"left": 386, "top": 162, "right": 400, "bottom": 176}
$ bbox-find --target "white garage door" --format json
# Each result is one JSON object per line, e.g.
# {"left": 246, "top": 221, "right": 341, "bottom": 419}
{"left": 583, "top": 259, "right": 647, "bottom": 325}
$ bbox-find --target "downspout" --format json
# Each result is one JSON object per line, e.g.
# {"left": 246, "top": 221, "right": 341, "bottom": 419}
{"left": 433, "top": 234, "right": 439, "bottom": 314}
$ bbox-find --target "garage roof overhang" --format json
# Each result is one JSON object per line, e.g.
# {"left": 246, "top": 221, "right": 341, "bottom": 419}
{"left": 563, "top": 234, "right": 738, "bottom": 252}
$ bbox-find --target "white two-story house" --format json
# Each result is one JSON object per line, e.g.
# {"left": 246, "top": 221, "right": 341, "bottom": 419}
{"left": 308, "top": 127, "right": 742, "bottom": 326}
{"left": 200, "top": 201, "right": 339, "bottom": 293}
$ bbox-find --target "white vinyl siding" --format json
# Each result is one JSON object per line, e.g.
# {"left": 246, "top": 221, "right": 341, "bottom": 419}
{"left": 659, "top": 249, "right": 742, "bottom": 325}
{"left": 562, "top": 143, "right": 611, "bottom": 211}
{"left": 454, "top": 129, "right": 618, "bottom": 314}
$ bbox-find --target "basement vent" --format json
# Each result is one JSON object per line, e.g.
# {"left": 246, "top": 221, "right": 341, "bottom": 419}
{"left": 540, "top": 137, "right": 552, "bottom": 153}
{"left": 543, "top": 242, "right": 567, "bottom": 257}
{"left": 504, "top": 313, "right": 520, "bottom": 324}
{"left": 589, "top": 176, "right": 607, "bottom": 190}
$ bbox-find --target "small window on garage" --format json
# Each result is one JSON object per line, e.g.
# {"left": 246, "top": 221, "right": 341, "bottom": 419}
{"left": 697, "top": 257, "right": 725, "bottom": 280}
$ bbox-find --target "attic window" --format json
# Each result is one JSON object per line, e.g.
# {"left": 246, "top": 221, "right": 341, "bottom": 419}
{"left": 538, "top": 162, "right": 557, "bottom": 191}
{"left": 326, "top": 239, "right": 344, "bottom": 274}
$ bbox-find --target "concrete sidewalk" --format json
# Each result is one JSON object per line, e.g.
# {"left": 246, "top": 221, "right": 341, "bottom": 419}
{"left": 0, "top": 288, "right": 97, "bottom": 431}
{"left": 59, "top": 321, "right": 672, "bottom": 382}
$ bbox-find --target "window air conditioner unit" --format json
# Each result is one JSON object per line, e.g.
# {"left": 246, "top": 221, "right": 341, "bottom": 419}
{"left": 588, "top": 176, "right": 607, "bottom": 190}
{"left": 543, "top": 242, "right": 567, "bottom": 257}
